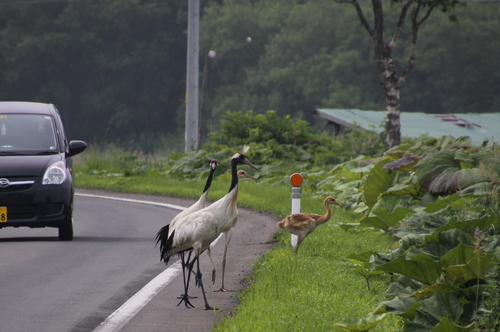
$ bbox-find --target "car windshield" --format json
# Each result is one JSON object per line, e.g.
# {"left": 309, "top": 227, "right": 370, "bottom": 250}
{"left": 0, "top": 114, "right": 58, "bottom": 155}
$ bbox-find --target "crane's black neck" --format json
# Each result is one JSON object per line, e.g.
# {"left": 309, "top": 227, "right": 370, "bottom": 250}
{"left": 227, "top": 158, "right": 239, "bottom": 194}
{"left": 202, "top": 164, "right": 217, "bottom": 194}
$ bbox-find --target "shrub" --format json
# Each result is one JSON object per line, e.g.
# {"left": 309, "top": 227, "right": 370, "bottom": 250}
{"left": 209, "top": 110, "right": 314, "bottom": 146}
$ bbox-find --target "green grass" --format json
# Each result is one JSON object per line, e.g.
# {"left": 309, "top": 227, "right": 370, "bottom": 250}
{"left": 212, "top": 211, "right": 401, "bottom": 332}
{"left": 74, "top": 172, "right": 291, "bottom": 216}
{"left": 73, "top": 156, "right": 402, "bottom": 331}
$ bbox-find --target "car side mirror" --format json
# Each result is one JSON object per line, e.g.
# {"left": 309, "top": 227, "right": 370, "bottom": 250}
{"left": 67, "top": 140, "right": 87, "bottom": 157}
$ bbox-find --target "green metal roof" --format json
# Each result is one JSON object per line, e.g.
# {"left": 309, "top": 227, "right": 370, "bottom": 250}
{"left": 316, "top": 109, "right": 500, "bottom": 146}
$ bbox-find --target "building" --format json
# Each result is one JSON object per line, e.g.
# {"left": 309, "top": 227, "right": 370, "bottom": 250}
{"left": 315, "top": 108, "right": 500, "bottom": 146}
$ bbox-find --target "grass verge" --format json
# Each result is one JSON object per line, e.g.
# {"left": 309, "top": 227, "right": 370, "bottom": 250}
{"left": 212, "top": 213, "right": 401, "bottom": 332}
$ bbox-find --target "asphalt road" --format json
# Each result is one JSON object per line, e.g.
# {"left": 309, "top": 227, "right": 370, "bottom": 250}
{"left": 0, "top": 191, "right": 178, "bottom": 332}
{"left": 0, "top": 189, "right": 278, "bottom": 332}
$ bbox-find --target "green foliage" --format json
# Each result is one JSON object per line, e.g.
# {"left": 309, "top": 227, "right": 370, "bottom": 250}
{"left": 1, "top": 1, "right": 499, "bottom": 152}
{"left": 476, "top": 246, "right": 500, "bottom": 331}
{"left": 206, "top": 110, "right": 385, "bottom": 171}
{"left": 201, "top": 0, "right": 500, "bottom": 133}
{"left": 330, "top": 137, "right": 500, "bottom": 331}
{"left": 210, "top": 110, "right": 313, "bottom": 146}
{"left": 75, "top": 111, "right": 387, "bottom": 189}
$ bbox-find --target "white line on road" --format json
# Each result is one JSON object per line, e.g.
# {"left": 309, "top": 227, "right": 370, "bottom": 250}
{"left": 77, "top": 192, "right": 222, "bottom": 332}
{"left": 76, "top": 193, "right": 187, "bottom": 211}
{"left": 93, "top": 260, "right": 183, "bottom": 332}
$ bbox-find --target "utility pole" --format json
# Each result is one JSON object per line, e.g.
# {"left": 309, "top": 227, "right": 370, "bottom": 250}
{"left": 185, "top": 0, "right": 199, "bottom": 153}
{"left": 199, "top": 49, "right": 216, "bottom": 148}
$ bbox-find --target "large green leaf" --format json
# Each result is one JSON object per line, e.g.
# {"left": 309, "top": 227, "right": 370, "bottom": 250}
{"left": 364, "top": 159, "right": 397, "bottom": 208}
{"left": 375, "top": 238, "right": 421, "bottom": 266}
{"left": 414, "top": 147, "right": 494, "bottom": 194}
{"left": 346, "top": 251, "right": 378, "bottom": 264}
{"left": 332, "top": 314, "right": 386, "bottom": 332}
{"left": 371, "top": 193, "right": 405, "bottom": 214}
{"left": 427, "top": 169, "right": 483, "bottom": 194}
{"left": 414, "top": 149, "right": 460, "bottom": 185}
{"left": 458, "top": 182, "right": 493, "bottom": 196}
{"left": 346, "top": 251, "right": 384, "bottom": 279}
{"left": 385, "top": 277, "right": 423, "bottom": 298}
{"left": 438, "top": 243, "right": 476, "bottom": 268}
{"left": 387, "top": 182, "right": 422, "bottom": 196}
{"left": 343, "top": 160, "right": 373, "bottom": 180}
{"left": 422, "top": 229, "right": 472, "bottom": 260}
{"left": 414, "top": 283, "right": 460, "bottom": 299}
{"left": 406, "top": 310, "right": 440, "bottom": 331}
{"left": 414, "top": 293, "right": 464, "bottom": 328}
{"left": 420, "top": 293, "right": 463, "bottom": 321}
{"left": 430, "top": 317, "right": 474, "bottom": 332}
{"left": 424, "top": 195, "right": 462, "bottom": 213}
{"left": 445, "top": 253, "right": 495, "bottom": 283}
{"left": 372, "top": 297, "right": 421, "bottom": 319}
{"left": 375, "top": 253, "right": 442, "bottom": 285}
{"left": 393, "top": 211, "right": 450, "bottom": 240}
{"left": 361, "top": 207, "right": 414, "bottom": 231}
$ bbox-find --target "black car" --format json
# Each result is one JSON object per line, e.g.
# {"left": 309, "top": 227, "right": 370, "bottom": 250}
{"left": 0, "top": 102, "right": 87, "bottom": 240}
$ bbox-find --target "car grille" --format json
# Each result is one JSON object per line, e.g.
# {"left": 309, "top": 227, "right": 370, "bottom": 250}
{"left": 7, "top": 205, "right": 38, "bottom": 219}
{"left": 0, "top": 176, "right": 35, "bottom": 193}
{"left": 5, "top": 203, "right": 64, "bottom": 220}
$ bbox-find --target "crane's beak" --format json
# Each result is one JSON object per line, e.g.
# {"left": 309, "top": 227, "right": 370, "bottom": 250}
{"left": 244, "top": 173, "right": 257, "bottom": 181}
{"left": 244, "top": 158, "right": 259, "bottom": 171}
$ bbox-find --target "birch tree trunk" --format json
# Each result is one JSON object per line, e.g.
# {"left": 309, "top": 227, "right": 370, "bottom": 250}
{"left": 372, "top": 0, "right": 402, "bottom": 149}
{"left": 337, "top": 0, "right": 462, "bottom": 150}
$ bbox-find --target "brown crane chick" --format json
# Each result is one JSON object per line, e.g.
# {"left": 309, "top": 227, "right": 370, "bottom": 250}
{"left": 277, "top": 196, "right": 342, "bottom": 253}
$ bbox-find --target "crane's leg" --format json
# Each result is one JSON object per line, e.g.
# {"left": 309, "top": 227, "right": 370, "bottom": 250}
{"left": 177, "top": 251, "right": 195, "bottom": 308}
{"left": 293, "top": 232, "right": 305, "bottom": 254}
{"left": 184, "top": 251, "right": 198, "bottom": 290}
{"left": 177, "top": 252, "right": 197, "bottom": 300}
{"left": 195, "top": 254, "right": 213, "bottom": 310}
{"left": 206, "top": 247, "right": 216, "bottom": 284}
{"left": 215, "top": 230, "right": 235, "bottom": 292}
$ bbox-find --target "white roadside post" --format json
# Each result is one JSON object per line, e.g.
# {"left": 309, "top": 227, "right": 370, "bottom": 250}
{"left": 289, "top": 173, "right": 303, "bottom": 248}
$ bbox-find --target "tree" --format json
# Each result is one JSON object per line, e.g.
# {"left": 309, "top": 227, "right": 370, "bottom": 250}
{"left": 0, "top": 0, "right": 188, "bottom": 151}
{"left": 336, "top": 0, "right": 464, "bottom": 150}
{"left": 200, "top": 0, "right": 382, "bottom": 127}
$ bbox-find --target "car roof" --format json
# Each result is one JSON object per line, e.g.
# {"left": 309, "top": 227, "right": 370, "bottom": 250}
{"left": 0, "top": 101, "right": 56, "bottom": 115}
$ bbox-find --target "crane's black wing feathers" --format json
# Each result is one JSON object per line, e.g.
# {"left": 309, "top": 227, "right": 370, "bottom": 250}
{"left": 155, "top": 225, "right": 175, "bottom": 264}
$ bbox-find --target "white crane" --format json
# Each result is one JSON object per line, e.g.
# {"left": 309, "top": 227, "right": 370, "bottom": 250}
{"left": 180, "top": 169, "right": 257, "bottom": 302}
{"left": 155, "top": 153, "right": 258, "bottom": 309}
{"left": 215, "top": 170, "right": 256, "bottom": 292}
{"left": 164, "top": 159, "right": 218, "bottom": 302}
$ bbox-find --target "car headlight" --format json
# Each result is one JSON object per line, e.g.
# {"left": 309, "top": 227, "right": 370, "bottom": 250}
{"left": 43, "top": 161, "right": 66, "bottom": 185}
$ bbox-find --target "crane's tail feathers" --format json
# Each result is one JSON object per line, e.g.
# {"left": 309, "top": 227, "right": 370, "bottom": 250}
{"left": 277, "top": 220, "right": 285, "bottom": 229}
{"left": 155, "top": 225, "right": 175, "bottom": 264}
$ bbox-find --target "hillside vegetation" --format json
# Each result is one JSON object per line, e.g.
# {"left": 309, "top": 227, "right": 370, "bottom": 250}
{"left": 1, "top": 0, "right": 499, "bottom": 151}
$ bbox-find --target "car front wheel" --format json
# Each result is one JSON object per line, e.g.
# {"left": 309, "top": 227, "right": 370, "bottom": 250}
{"left": 58, "top": 217, "right": 73, "bottom": 241}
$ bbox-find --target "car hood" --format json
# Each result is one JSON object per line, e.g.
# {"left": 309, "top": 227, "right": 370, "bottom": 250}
{"left": 0, "top": 154, "right": 64, "bottom": 177}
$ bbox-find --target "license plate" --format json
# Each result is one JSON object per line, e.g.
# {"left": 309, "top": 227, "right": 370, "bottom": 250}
{"left": 0, "top": 206, "right": 7, "bottom": 222}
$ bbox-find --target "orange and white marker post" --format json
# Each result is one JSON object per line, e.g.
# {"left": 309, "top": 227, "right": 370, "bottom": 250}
{"left": 289, "top": 173, "right": 303, "bottom": 248}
